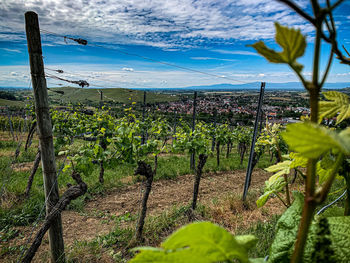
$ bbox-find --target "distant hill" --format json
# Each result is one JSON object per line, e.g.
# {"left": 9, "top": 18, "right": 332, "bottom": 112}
{"left": 0, "top": 98, "right": 25, "bottom": 107}
{"left": 177, "top": 82, "right": 350, "bottom": 91}
{"left": 133, "top": 82, "right": 350, "bottom": 91}
{"left": 47, "top": 86, "right": 178, "bottom": 104}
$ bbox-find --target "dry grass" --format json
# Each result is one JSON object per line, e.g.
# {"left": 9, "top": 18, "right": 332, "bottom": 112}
{"left": 206, "top": 190, "right": 285, "bottom": 234}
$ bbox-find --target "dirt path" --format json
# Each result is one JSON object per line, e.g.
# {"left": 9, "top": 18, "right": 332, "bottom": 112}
{"left": 4, "top": 169, "right": 280, "bottom": 262}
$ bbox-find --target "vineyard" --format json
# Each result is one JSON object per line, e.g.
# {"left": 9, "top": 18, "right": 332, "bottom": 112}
{"left": 1, "top": 0, "right": 350, "bottom": 263}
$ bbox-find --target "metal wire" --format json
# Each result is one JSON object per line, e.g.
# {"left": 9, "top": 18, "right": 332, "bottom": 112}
{"left": 40, "top": 28, "right": 250, "bottom": 85}
{"left": 316, "top": 190, "right": 347, "bottom": 215}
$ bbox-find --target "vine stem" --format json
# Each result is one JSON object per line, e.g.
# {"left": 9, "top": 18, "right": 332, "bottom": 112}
{"left": 290, "top": 16, "right": 322, "bottom": 262}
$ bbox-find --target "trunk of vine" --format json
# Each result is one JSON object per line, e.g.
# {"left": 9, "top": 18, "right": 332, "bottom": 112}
{"left": 25, "top": 121, "right": 36, "bottom": 151}
{"left": 154, "top": 155, "right": 158, "bottom": 176}
{"left": 25, "top": 148, "right": 41, "bottom": 198}
{"left": 21, "top": 171, "right": 87, "bottom": 263}
{"left": 7, "top": 110, "right": 15, "bottom": 142}
{"left": 14, "top": 141, "right": 22, "bottom": 161}
{"left": 134, "top": 161, "right": 154, "bottom": 242}
{"left": 98, "top": 139, "right": 107, "bottom": 184}
{"left": 216, "top": 142, "right": 220, "bottom": 167}
{"left": 226, "top": 142, "right": 230, "bottom": 158}
{"left": 99, "top": 161, "right": 104, "bottom": 184}
{"left": 191, "top": 154, "right": 208, "bottom": 210}
{"left": 239, "top": 143, "right": 246, "bottom": 165}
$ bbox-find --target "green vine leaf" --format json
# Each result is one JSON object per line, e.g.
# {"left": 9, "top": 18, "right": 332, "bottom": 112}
{"left": 248, "top": 23, "right": 306, "bottom": 73}
{"left": 282, "top": 122, "right": 350, "bottom": 158}
{"left": 319, "top": 91, "right": 350, "bottom": 124}
{"left": 130, "top": 222, "right": 254, "bottom": 263}
{"left": 265, "top": 160, "right": 291, "bottom": 183}
{"left": 326, "top": 216, "right": 350, "bottom": 262}
{"left": 268, "top": 192, "right": 304, "bottom": 262}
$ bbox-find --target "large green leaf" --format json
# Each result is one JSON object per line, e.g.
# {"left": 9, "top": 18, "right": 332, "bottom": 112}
{"left": 326, "top": 216, "right": 350, "bottom": 262}
{"left": 319, "top": 91, "right": 350, "bottom": 124}
{"left": 282, "top": 122, "right": 350, "bottom": 158}
{"left": 249, "top": 23, "right": 306, "bottom": 73}
{"left": 338, "top": 127, "right": 350, "bottom": 154}
{"left": 268, "top": 192, "right": 304, "bottom": 263}
{"left": 131, "top": 222, "right": 253, "bottom": 263}
{"left": 269, "top": 193, "right": 350, "bottom": 263}
{"left": 163, "top": 222, "right": 250, "bottom": 262}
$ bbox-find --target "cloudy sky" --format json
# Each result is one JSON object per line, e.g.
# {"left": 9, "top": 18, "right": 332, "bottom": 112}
{"left": 0, "top": 0, "right": 350, "bottom": 89}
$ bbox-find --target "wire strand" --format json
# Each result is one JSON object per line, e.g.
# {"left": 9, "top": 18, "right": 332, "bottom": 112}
{"left": 40, "top": 28, "right": 250, "bottom": 85}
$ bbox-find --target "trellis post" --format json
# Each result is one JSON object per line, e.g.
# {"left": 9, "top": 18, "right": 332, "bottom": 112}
{"left": 25, "top": 11, "right": 65, "bottom": 263}
{"left": 242, "top": 82, "right": 265, "bottom": 201}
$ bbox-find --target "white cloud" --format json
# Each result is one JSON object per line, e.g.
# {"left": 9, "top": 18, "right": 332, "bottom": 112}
{"left": 212, "top": 49, "right": 260, "bottom": 56}
{"left": 0, "top": 0, "right": 314, "bottom": 48}
{"left": 1, "top": 64, "right": 350, "bottom": 88}
{"left": 1, "top": 48, "right": 22, "bottom": 53}
{"left": 122, "top": 67, "right": 134, "bottom": 72}
{"left": 190, "top": 56, "right": 236, "bottom": 62}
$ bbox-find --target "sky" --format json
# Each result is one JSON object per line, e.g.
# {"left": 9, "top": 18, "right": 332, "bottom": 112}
{"left": 0, "top": 0, "right": 350, "bottom": 89}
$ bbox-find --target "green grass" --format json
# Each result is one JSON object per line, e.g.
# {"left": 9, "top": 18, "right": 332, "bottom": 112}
{"left": 0, "top": 138, "right": 273, "bottom": 231}
{"left": 0, "top": 98, "right": 25, "bottom": 107}
{"left": 46, "top": 86, "right": 178, "bottom": 104}
{"left": 237, "top": 214, "right": 280, "bottom": 258}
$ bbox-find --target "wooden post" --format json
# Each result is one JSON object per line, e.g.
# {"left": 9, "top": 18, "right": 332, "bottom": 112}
{"left": 242, "top": 82, "right": 265, "bottom": 201}
{"left": 25, "top": 11, "right": 65, "bottom": 263}
{"left": 98, "top": 90, "right": 103, "bottom": 109}
{"left": 190, "top": 91, "right": 197, "bottom": 170}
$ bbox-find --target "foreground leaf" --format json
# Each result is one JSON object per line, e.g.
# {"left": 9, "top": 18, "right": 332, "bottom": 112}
{"left": 249, "top": 23, "right": 306, "bottom": 73}
{"left": 131, "top": 222, "right": 253, "bottom": 263}
{"left": 282, "top": 122, "right": 350, "bottom": 158}
{"left": 268, "top": 192, "right": 304, "bottom": 262}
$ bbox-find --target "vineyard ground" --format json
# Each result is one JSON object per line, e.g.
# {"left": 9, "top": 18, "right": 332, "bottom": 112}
{"left": 3, "top": 169, "right": 284, "bottom": 262}
{"left": 0, "top": 132, "right": 282, "bottom": 262}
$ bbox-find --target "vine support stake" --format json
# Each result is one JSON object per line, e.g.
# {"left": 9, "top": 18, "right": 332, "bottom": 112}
{"left": 242, "top": 82, "right": 265, "bottom": 202}
{"left": 190, "top": 91, "right": 197, "bottom": 170}
{"left": 25, "top": 11, "right": 65, "bottom": 263}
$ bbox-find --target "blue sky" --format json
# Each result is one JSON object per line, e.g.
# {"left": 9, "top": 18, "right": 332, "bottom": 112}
{"left": 0, "top": 0, "right": 349, "bottom": 89}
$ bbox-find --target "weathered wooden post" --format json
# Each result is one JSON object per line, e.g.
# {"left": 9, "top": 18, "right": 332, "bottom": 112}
{"left": 98, "top": 90, "right": 103, "bottom": 109}
{"left": 25, "top": 11, "right": 65, "bottom": 262}
{"left": 242, "top": 82, "right": 265, "bottom": 202}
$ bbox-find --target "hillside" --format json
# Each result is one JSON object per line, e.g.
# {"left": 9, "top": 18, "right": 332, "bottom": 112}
{"left": 47, "top": 86, "right": 178, "bottom": 104}
{"left": 0, "top": 98, "right": 25, "bottom": 107}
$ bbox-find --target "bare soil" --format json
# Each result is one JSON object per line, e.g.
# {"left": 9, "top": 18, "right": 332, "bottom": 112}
{"left": 2, "top": 169, "right": 284, "bottom": 262}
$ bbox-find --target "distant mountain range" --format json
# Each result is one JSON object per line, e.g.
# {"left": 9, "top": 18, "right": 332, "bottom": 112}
{"left": 174, "top": 82, "right": 350, "bottom": 91}
{"left": 2, "top": 81, "right": 350, "bottom": 91}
